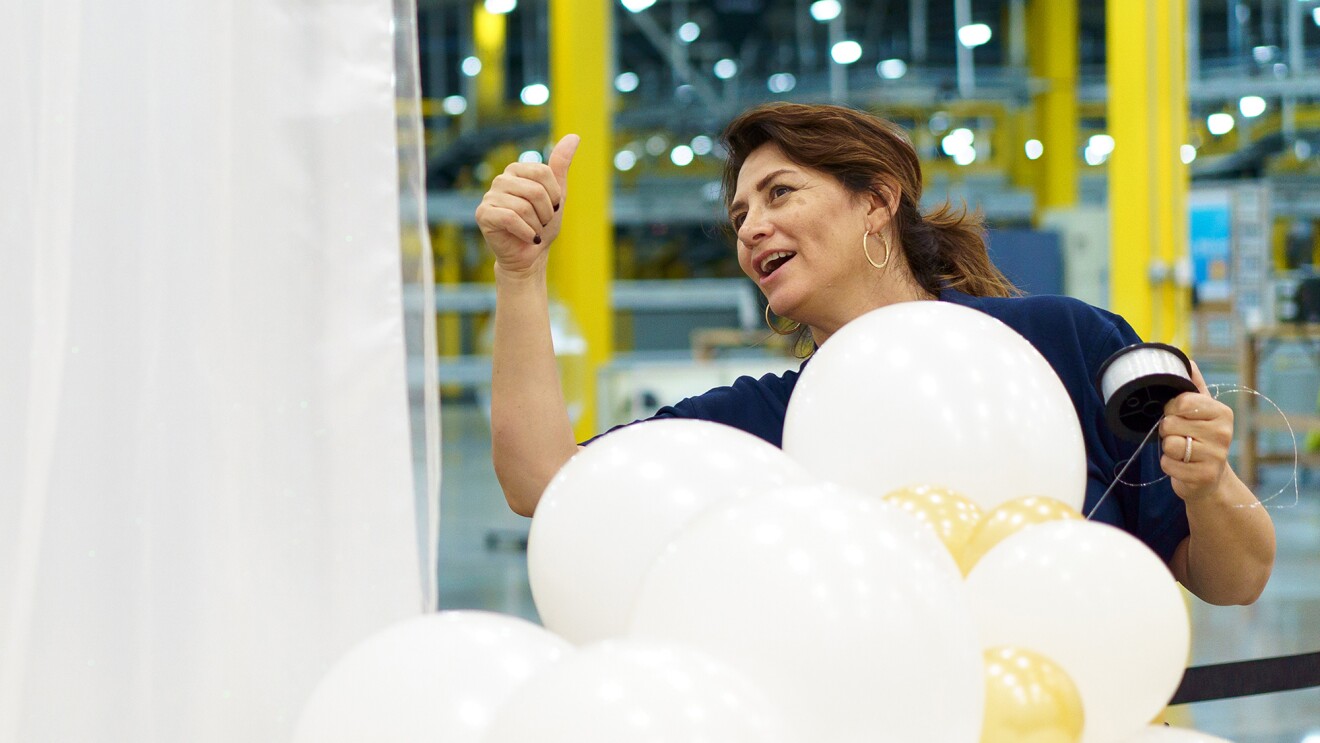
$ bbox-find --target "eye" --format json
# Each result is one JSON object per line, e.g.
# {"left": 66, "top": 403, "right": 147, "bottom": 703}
{"left": 731, "top": 212, "right": 746, "bottom": 229}
{"left": 769, "top": 184, "right": 794, "bottom": 200}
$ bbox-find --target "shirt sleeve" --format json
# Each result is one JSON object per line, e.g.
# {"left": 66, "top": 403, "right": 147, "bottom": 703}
{"left": 583, "top": 370, "right": 795, "bottom": 448}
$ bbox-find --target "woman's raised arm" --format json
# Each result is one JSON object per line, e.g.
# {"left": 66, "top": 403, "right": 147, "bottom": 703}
{"left": 475, "top": 135, "right": 584, "bottom": 516}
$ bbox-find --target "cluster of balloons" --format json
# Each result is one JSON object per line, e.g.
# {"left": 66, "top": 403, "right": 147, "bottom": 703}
{"left": 295, "top": 303, "right": 1231, "bottom": 743}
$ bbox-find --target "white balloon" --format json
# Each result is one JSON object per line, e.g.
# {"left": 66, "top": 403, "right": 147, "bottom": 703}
{"left": 293, "top": 611, "right": 570, "bottom": 743}
{"left": 482, "top": 639, "right": 789, "bottom": 743}
{"left": 530, "top": 418, "right": 812, "bottom": 644}
{"left": 629, "top": 483, "right": 982, "bottom": 743}
{"left": 783, "top": 301, "right": 1086, "bottom": 512}
{"left": 1122, "top": 726, "right": 1236, "bottom": 742}
{"left": 965, "top": 520, "right": 1190, "bottom": 743}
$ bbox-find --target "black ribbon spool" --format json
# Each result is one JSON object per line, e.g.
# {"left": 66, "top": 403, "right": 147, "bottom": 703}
{"left": 1095, "top": 343, "right": 1198, "bottom": 443}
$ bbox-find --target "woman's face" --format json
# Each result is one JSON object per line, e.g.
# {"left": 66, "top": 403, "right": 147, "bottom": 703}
{"left": 729, "top": 143, "right": 884, "bottom": 339}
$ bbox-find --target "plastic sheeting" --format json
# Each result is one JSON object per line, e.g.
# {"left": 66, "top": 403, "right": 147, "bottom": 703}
{"left": 394, "top": 0, "right": 442, "bottom": 611}
{"left": 0, "top": 1, "right": 432, "bottom": 740}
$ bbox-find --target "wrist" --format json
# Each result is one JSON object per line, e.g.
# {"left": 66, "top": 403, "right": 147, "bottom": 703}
{"left": 494, "top": 259, "right": 549, "bottom": 287}
{"left": 1182, "top": 467, "right": 1242, "bottom": 510}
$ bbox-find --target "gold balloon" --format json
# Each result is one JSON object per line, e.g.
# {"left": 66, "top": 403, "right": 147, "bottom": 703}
{"left": 881, "top": 484, "right": 983, "bottom": 561}
{"left": 958, "top": 496, "right": 1082, "bottom": 575}
{"left": 981, "top": 646, "right": 1084, "bottom": 743}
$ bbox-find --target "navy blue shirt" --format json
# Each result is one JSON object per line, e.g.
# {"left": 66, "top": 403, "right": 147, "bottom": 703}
{"left": 609, "top": 289, "right": 1191, "bottom": 564}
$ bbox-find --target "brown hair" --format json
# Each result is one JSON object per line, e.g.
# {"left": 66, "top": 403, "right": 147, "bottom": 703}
{"left": 720, "top": 102, "right": 1019, "bottom": 299}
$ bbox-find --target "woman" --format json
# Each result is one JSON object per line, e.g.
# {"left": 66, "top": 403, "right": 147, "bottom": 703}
{"left": 475, "top": 102, "right": 1275, "bottom": 606}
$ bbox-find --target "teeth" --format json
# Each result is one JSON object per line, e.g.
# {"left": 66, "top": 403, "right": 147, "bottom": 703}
{"left": 759, "top": 251, "right": 794, "bottom": 275}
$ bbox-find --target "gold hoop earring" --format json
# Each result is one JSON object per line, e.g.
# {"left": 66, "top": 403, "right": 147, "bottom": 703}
{"left": 765, "top": 304, "right": 800, "bottom": 335}
{"left": 863, "top": 230, "right": 891, "bottom": 269}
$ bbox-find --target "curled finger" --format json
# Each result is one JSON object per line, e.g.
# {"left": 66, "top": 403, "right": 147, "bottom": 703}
{"left": 1161, "top": 434, "right": 1194, "bottom": 464}
{"left": 490, "top": 172, "right": 557, "bottom": 226}
{"left": 479, "top": 203, "right": 541, "bottom": 244}
{"left": 482, "top": 192, "right": 548, "bottom": 241}
{"left": 501, "top": 161, "right": 563, "bottom": 210}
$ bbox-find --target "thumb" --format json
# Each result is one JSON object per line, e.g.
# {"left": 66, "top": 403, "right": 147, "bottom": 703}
{"left": 548, "top": 133, "right": 580, "bottom": 190}
{"left": 1188, "top": 357, "right": 1210, "bottom": 395}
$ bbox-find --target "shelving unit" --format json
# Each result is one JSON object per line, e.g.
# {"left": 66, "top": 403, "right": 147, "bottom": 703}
{"left": 1238, "top": 323, "right": 1320, "bottom": 487}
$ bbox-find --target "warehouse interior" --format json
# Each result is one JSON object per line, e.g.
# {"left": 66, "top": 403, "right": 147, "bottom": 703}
{"left": 412, "top": 1, "right": 1320, "bottom": 740}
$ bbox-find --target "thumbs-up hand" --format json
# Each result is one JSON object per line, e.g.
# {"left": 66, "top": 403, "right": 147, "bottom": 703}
{"left": 475, "top": 134, "right": 580, "bottom": 277}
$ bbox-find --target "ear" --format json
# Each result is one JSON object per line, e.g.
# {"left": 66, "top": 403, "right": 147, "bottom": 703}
{"left": 865, "top": 179, "right": 901, "bottom": 231}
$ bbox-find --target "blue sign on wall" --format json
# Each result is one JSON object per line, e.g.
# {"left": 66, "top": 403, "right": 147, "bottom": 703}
{"left": 1189, "top": 194, "right": 1232, "bottom": 302}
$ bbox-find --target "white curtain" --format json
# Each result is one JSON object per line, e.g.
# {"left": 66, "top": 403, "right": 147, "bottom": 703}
{"left": 395, "top": 0, "right": 442, "bottom": 613}
{"left": 0, "top": 1, "right": 431, "bottom": 740}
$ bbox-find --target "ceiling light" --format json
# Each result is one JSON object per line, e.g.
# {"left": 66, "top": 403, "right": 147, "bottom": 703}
{"left": 957, "top": 23, "right": 992, "bottom": 48}
{"left": 928, "top": 111, "right": 950, "bottom": 134}
{"left": 1239, "top": 96, "right": 1266, "bottom": 118}
{"left": 670, "top": 145, "right": 695, "bottom": 166}
{"left": 620, "top": 0, "right": 656, "bottom": 12}
{"left": 941, "top": 128, "right": 975, "bottom": 156}
{"left": 831, "top": 40, "right": 862, "bottom": 65}
{"left": 460, "top": 56, "right": 482, "bottom": 77}
{"left": 519, "top": 83, "right": 549, "bottom": 106}
{"left": 1180, "top": 144, "right": 1196, "bottom": 164}
{"left": 767, "top": 72, "right": 797, "bottom": 93}
{"left": 877, "top": 58, "right": 907, "bottom": 79}
{"left": 441, "top": 95, "right": 467, "bottom": 115}
{"left": 615, "top": 71, "right": 639, "bottom": 93}
{"left": 677, "top": 22, "right": 700, "bottom": 44}
{"left": 809, "top": 0, "right": 841, "bottom": 22}
{"left": 1207, "top": 112, "right": 1235, "bottom": 136}
{"left": 713, "top": 58, "right": 738, "bottom": 79}
{"left": 484, "top": 0, "right": 516, "bottom": 13}
{"left": 1024, "top": 139, "right": 1043, "bottom": 160}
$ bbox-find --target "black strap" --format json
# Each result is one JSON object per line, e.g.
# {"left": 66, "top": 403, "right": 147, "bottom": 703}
{"left": 1171, "top": 651, "right": 1320, "bottom": 704}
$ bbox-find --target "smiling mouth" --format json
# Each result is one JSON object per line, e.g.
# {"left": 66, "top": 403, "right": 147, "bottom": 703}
{"left": 758, "top": 250, "right": 796, "bottom": 277}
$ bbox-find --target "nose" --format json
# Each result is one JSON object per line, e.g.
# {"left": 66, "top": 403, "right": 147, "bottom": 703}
{"left": 737, "top": 207, "right": 771, "bottom": 247}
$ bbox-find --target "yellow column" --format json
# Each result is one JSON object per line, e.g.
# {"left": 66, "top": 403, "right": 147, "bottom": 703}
{"left": 434, "top": 223, "right": 465, "bottom": 395}
{"left": 434, "top": 223, "right": 463, "bottom": 354}
{"left": 1030, "top": 0, "right": 1078, "bottom": 215}
{"left": 1155, "top": 0, "right": 1189, "bottom": 346}
{"left": 1108, "top": 0, "right": 1151, "bottom": 334}
{"left": 473, "top": 3, "right": 506, "bottom": 117}
{"left": 1107, "top": 0, "right": 1187, "bottom": 342}
{"left": 549, "top": 0, "right": 614, "bottom": 440}
{"left": 1312, "top": 221, "right": 1320, "bottom": 267}
{"left": 1007, "top": 107, "right": 1033, "bottom": 190}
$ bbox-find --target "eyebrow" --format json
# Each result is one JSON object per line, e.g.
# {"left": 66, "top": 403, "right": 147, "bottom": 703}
{"left": 729, "top": 167, "right": 795, "bottom": 217}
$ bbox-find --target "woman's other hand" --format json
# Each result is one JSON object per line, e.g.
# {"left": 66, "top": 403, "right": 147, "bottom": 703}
{"left": 1161, "top": 358, "right": 1275, "bottom": 606}
{"left": 1158, "top": 360, "right": 1233, "bottom": 503}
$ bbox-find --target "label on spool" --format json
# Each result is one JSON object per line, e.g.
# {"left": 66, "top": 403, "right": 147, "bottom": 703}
{"left": 1095, "top": 343, "right": 1198, "bottom": 443}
